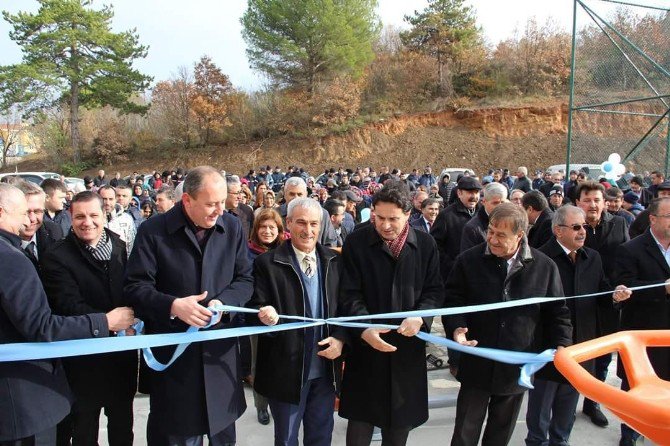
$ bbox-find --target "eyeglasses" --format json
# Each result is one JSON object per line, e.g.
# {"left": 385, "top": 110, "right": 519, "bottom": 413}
{"left": 652, "top": 213, "right": 670, "bottom": 219}
{"left": 558, "top": 223, "right": 589, "bottom": 231}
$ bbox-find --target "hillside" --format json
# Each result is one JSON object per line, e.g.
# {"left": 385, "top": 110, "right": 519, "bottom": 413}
{"left": 9, "top": 101, "right": 588, "bottom": 176}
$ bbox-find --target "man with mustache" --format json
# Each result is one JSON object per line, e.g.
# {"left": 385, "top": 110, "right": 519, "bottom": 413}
{"left": 431, "top": 176, "right": 482, "bottom": 374}
{"left": 444, "top": 203, "right": 571, "bottom": 446}
{"left": 575, "top": 181, "right": 629, "bottom": 428}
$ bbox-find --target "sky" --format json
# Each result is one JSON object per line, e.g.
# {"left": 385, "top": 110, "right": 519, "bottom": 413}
{"left": 0, "top": 0, "right": 664, "bottom": 91}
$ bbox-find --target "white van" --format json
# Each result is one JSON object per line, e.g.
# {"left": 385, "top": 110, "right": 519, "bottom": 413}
{"left": 547, "top": 164, "right": 603, "bottom": 180}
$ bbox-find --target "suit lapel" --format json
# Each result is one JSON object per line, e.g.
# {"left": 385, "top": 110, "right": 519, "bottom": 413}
{"left": 643, "top": 232, "right": 670, "bottom": 276}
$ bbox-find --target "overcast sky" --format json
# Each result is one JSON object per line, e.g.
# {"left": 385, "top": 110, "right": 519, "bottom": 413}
{"left": 0, "top": 0, "right": 665, "bottom": 91}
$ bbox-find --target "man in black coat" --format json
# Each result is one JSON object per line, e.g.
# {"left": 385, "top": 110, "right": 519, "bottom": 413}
{"left": 431, "top": 175, "right": 482, "bottom": 280}
{"left": 0, "top": 184, "right": 134, "bottom": 445}
{"left": 628, "top": 181, "right": 670, "bottom": 238}
{"left": 124, "top": 166, "right": 253, "bottom": 446}
{"left": 225, "top": 175, "right": 254, "bottom": 241}
{"left": 523, "top": 190, "right": 554, "bottom": 248}
{"left": 444, "top": 203, "right": 572, "bottom": 446}
{"left": 338, "top": 184, "right": 443, "bottom": 445}
{"left": 575, "top": 181, "right": 629, "bottom": 427}
{"left": 526, "top": 205, "right": 629, "bottom": 446}
{"left": 248, "top": 198, "right": 346, "bottom": 446}
{"left": 42, "top": 192, "right": 139, "bottom": 446}
{"left": 15, "top": 181, "right": 63, "bottom": 274}
{"left": 460, "top": 182, "right": 508, "bottom": 252}
{"left": 615, "top": 196, "right": 670, "bottom": 446}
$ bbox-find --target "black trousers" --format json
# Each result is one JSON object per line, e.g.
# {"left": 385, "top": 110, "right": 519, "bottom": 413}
{"left": 345, "top": 420, "right": 410, "bottom": 446}
{"left": 451, "top": 385, "right": 524, "bottom": 446}
{"left": 58, "top": 396, "right": 134, "bottom": 446}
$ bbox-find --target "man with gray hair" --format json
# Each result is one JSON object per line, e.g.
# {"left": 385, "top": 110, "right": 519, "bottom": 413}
{"left": 526, "top": 205, "right": 629, "bottom": 446}
{"left": 444, "top": 203, "right": 571, "bottom": 446}
{"left": 279, "top": 176, "right": 338, "bottom": 247}
{"left": 512, "top": 166, "right": 532, "bottom": 193}
{"left": 249, "top": 196, "right": 345, "bottom": 446}
{"left": 124, "top": 165, "right": 253, "bottom": 446}
{"left": 225, "top": 175, "right": 254, "bottom": 241}
{"left": 14, "top": 181, "right": 63, "bottom": 273}
{"left": 460, "top": 182, "right": 508, "bottom": 251}
{"left": 155, "top": 186, "right": 176, "bottom": 214}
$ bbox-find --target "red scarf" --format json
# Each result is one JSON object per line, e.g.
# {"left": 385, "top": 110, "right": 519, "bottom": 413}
{"left": 384, "top": 222, "right": 409, "bottom": 259}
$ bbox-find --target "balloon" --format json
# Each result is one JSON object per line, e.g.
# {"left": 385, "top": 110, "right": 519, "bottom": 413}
{"left": 600, "top": 154, "right": 625, "bottom": 180}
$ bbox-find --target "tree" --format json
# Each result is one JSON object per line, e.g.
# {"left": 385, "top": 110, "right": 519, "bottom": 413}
{"left": 241, "top": 0, "right": 380, "bottom": 93}
{"left": 150, "top": 67, "right": 196, "bottom": 149}
{"left": 401, "top": 0, "right": 482, "bottom": 97}
{"left": 192, "top": 56, "right": 234, "bottom": 146}
{"left": 1, "top": 0, "right": 152, "bottom": 162}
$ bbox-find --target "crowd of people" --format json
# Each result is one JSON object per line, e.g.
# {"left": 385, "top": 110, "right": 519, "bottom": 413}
{"left": 0, "top": 161, "right": 667, "bottom": 446}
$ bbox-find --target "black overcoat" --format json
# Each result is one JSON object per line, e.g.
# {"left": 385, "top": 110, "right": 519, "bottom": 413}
{"left": 247, "top": 242, "right": 346, "bottom": 404}
{"left": 444, "top": 240, "right": 572, "bottom": 394}
{"left": 0, "top": 230, "right": 108, "bottom": 442}
{"left": 337, "top": 225, "right": 444, "bottom": 429}
{"left": 460, "top": 207, "right": 488, "bottom": 252}
{"left": 536, "top": 238, "right": 610, "bottom": 382}
{"left": 124, "top": 202, "right": 253, "bottom": 437}
{"left": 584, "top": 211, "right": 629, "bottom": 335}
{"left": 527, "top": 209, "right": 554, "bottom": 248}
{"left": 430, "top": 200, "right": 478, "bottom": 281}
{"left": 41, "top": 229, "right": 138, "bottom": 403}
{"left": 615, "top": 229, "right": 670, "bottom": 380}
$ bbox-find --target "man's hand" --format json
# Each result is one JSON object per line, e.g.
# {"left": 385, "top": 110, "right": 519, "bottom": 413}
{"left": 453, "top": 327, "right": 478, "bottom": 347}
{"left": 207, "top": 299, "right": 224, "bottom": 325}
{"left": 361, "top": 328, "right": 397, "bottom": 352}
{"left": 258, "top": 306, "right": 279, "bottom": 326}
{"left": 317, "top": 337, "right": 344, "bottom": 359}
{"left": 665, "top": 278, "right": 670, "bottom": 295}
{"left": 397, "top": 317, "right": 423, "bottom": 337}
{"left": 170, "top": 291, "right": 212, "bottom": 327}
{"left": 613, "top": 285, "right": 632, "bottom": 303}
{"left": 106, "top": 307, "right": 135, "bottom": 332}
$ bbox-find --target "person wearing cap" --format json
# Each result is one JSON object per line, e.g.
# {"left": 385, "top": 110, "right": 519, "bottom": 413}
{"left": 629, "top": 181, "right": 670, "bottom": 238}
{"left": 539, "top": 172, "right": 563, "bottom": 198}
{"left": 431, "top": 176, "right": 482, "bottom": 374}
{"left": 629, "top": 175, "right": 653, "bottom": 208}
{"left": 512, "top": 166, "right": 532, "bottom": 193}
{"left": 418, "top": 166, "right": 437, "bottom": 188}
{"left": 548, "top": 185, "right": 565, "bottom": 211}
{"left": 622, "top": 191, "right": 645, "bottom": 216}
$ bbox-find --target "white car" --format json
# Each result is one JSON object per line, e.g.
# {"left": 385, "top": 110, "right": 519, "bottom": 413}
{"left": 0, "top": 171, "right": 61, "bottom": 185}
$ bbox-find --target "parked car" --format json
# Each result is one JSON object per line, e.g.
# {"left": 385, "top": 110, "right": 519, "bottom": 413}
{"left": 439, "top": 168, "right": 475, "bottom": 182}
{"left": 547, "top": 164, "right": 604, "bottom": 180}
{"left": 0, "top": 171, "right": 61, "bottom": 185}
{"left": 63, "top": 177, "right": 85, "bottom": 191}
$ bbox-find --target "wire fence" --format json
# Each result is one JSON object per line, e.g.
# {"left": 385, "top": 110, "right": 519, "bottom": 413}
{"left": 567, "top": 0, "right": 670, "bottom": 174}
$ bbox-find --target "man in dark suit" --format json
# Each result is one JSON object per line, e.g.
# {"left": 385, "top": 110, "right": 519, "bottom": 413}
{"left": 225, "top": 175, "right": 254, "bottom": 241}
{"left": 248, "top": 198, "right": 346, "bottom": 446}
{"left": 42, "top": 192, "right": 138, "bottom": 446}
{"left": 14, "top": 181, "right": 63, "bottom": 273}
{"left": 124, "top": 166, "right": 253, "bottom": 446}
{"left": 410, "top": 197, "right": 440, "bottom": 233}
{"left": 41, "top": 178, "right": 71, "bottom": 237}
{"left": 526, "top": 205, "right": 629, "bottom": 446}
{"left": 523, "top": 190, "right": 554, "bottom": 248}
{"left": 615, "top": 196, "right": 670, "bottom": 446}
{"left": 444, "top": 203, "right": 572, "bottom": 446}
{"left": 576, "top": 181, "right": 629, "bottom": 427}
{"left": 338, "top": 183, "right": 443, "bottom": 445}
{"left": 0, "top": 183, "right": 134, "bottom": 445}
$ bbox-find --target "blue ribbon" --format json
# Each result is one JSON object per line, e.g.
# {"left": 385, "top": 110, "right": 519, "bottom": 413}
{"left": 0, "top": 282, "right": 665, "bottom": 389}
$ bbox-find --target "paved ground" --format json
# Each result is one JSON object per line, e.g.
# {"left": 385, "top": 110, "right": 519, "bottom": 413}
{"left": 99, "top": 325, "right": 654, "bottom": 445}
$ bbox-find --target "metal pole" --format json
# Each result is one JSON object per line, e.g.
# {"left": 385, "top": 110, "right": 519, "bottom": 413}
{"left": 666, "top": 117, "right": 670, "bottom": 178}
{"left": 574, "top": 94, "right": 670, "bottom": 111}
{"left": 566, "top": 0, "right": 579, "bottom": 174}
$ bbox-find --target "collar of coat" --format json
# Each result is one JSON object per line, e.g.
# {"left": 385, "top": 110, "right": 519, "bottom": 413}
{"left": 165, "top": 201, "right": 226, "bottom": 235}
{"left": 366, "top": 222, "right": 418, "bottom": 250}
{"left": 272, "top": 239, "right": 337, "bottom": 267}
{"left": 544, "top": 236, "right": 590, "bottom": 261}
{"left": 484, "top": 234, "right": 533, "bottom": 263}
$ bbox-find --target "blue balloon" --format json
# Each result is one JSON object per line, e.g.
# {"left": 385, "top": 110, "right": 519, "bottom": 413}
{"left": 603, "top": 162, "right": 612, "bottom": 172}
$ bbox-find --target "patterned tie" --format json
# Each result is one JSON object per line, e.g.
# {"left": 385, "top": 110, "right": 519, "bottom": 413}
{"left": 303, "top": 255, "right": 315, "bottom": 278}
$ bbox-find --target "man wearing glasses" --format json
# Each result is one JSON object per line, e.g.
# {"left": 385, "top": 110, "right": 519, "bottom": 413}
{"left": 526, "top": 205, "right": 630, "bottom": 445}
{"left": 615, "top": 196, "right": 670, "bottom": 446}
{"left": 575, "top": 181, "right": 629, "bottom": 427}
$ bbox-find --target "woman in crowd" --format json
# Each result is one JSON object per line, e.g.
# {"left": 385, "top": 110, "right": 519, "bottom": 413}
{"left": 247, "top": 208, "right": 287, "bottom": 426}
{"left": 254, "top": 191, "right": 277, "bottom": 217}
{"left": 253, "top": 181, "right": 269, "bottom": 209}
